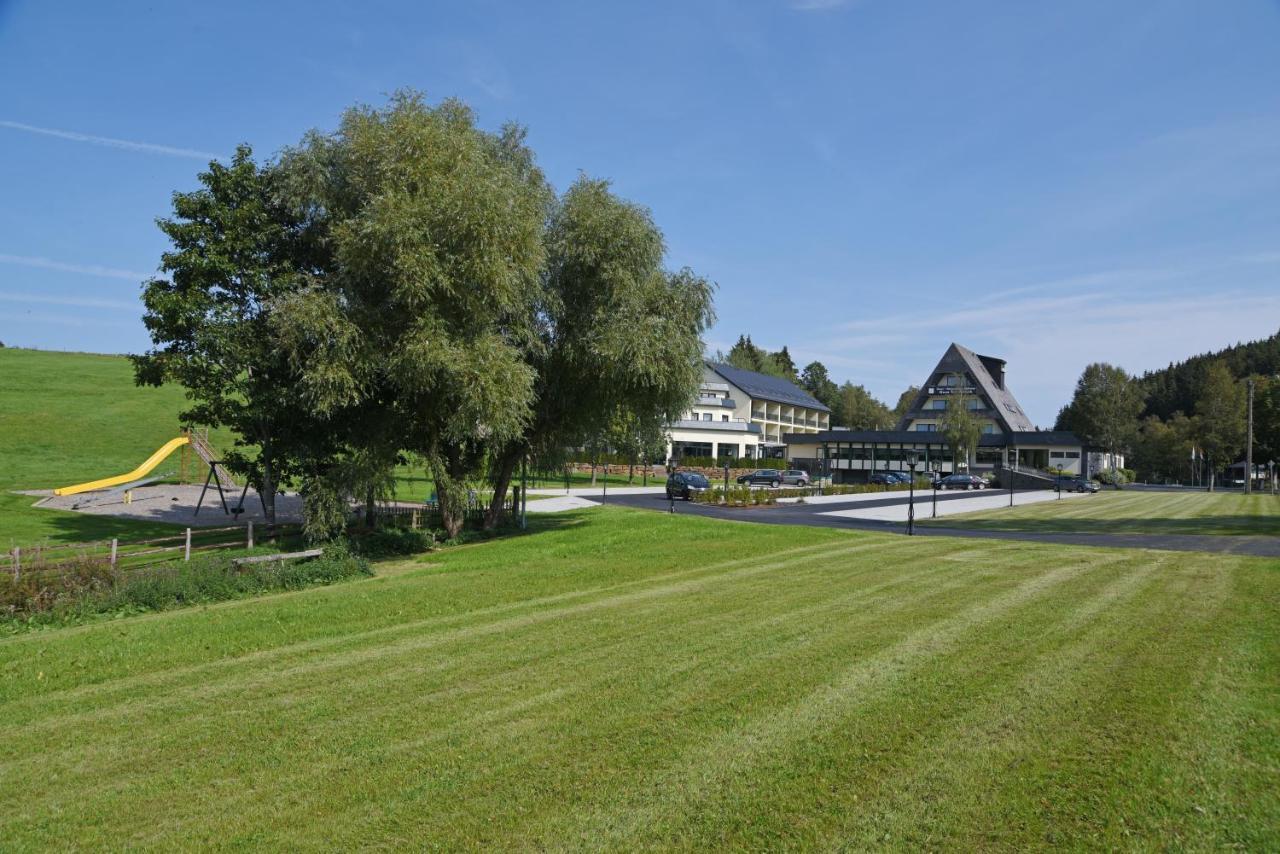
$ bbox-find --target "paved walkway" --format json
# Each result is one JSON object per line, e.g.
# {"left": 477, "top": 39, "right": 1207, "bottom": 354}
{"left": 526, "top": 485, "right": 666, "bottom": 497}
{"left": 594, "top": 490, "right": 1280, "bottom": 558}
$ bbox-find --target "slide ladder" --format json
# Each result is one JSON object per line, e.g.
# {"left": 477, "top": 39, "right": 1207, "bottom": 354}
{"left": 187, "top": 430, "right": 237, "bottom": 492}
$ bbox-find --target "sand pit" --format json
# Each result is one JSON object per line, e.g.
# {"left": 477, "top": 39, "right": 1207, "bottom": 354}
{"left": 32, "top": 484, "right": 305, "bottom": 527}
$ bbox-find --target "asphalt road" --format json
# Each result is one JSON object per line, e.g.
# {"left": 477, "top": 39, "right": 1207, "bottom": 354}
{"left": 597, "top": 489, "right": 1280, "bottom": 558}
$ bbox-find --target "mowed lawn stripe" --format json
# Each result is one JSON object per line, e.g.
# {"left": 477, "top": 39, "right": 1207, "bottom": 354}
{"left": 1, "top": 509, "right": 1276, "bottom": 849}
{"left": 556, "top": 547, "right": 1135, "bottom": 847}
{"left": 180, "top": 542, "right": 1099, "bottom": 848}
{"left": 807, "top": 553, "right": 1193, "bottom": 849}
{"left": 0, "top": 533, "right": 906, "bottom": 729}
{"left": 1, "top": 537, "right": 995, "bottom": 817}
{"left": 924, "top": 489, "right": 1280, "bottom": 536}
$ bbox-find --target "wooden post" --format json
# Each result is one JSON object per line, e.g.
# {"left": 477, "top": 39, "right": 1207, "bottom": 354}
{"left": 184, "top": 528, "right": 192, "bottom": 562}
{"left": 11, "top": 547, "right": 18, "bottom": 580}
{"left": 247, "top": 521, "right": 254, "bottom": 550}
{"left": 110, "top": 538, "right": 118, "bottom": 569}
{"left": 411, "top": 509, "right": 420, "bottom": 530}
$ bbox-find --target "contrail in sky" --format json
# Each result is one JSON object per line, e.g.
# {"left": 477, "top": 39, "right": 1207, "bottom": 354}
{"left": 0, "top": 120, "right": 221, "bottom": 160}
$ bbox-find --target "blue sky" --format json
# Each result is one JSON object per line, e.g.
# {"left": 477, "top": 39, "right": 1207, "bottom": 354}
{"left": 2, "top": 0, "right": 1279, "bottom": 424}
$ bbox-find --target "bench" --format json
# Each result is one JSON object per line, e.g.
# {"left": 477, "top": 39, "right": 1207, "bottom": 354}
{"left": 231, "top": 549, "right": 324, "bottom": 568}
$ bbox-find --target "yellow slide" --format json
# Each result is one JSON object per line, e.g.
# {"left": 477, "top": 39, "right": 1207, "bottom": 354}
{"left": 53, "top": 436, "right": 190, "bottom": 497}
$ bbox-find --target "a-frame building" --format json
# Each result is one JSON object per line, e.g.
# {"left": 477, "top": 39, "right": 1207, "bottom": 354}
{"left": 895, "top": 343, "right": 1034, "bottom": 435}
{"left": 781, "top": 343, "right": 1088, "bottom": 485}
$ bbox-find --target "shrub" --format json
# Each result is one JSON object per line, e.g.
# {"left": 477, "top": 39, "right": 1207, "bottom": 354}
{"left": 349, "top": 528, "right": 437, "bottom": 557}
{"left": 1, "top": 546, "right": 372, "bottom": 631}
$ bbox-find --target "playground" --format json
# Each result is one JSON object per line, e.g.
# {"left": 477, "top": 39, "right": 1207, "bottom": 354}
{"left": 30, "top": 483, "right": 304, "bottom": 527}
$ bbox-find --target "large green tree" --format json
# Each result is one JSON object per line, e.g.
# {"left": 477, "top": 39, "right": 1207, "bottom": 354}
{"left": 481, "top": 177, "right": 714, "bottom": 525}
{"left": 271, "top": 93, "right": 550, "bottom": 537}
{"left": 800, "top": 361, "right": 839, "bottom": 412}
{"left": 133, "top": 146, "right": 316, "bottom": 526}
{"left": 1194, "top": 360, "right": 1245, "bottom": 491}
{"left": 835, "top": 382, "right": 893, "bottom": 430}
{"left": 1131, "top": 413, "right": 1194, "bottom": 484}
{"left": 1059, "top": 363, "right": 1146, "bottom": 486}
{"left": 725, "top": 335, "right": 766, "bottom": 372}
{"left": 892, "top": 386, "right": 920, "bottom": 424}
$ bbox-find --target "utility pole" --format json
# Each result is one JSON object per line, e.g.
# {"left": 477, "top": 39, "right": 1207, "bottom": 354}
{"left": 1246, "top": 378, "right": 1254, "bottom": 494}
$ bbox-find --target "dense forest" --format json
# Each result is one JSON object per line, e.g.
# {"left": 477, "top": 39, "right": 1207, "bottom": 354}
{"left": 1140, "top": 329, "right": 1280, "bottom": 421}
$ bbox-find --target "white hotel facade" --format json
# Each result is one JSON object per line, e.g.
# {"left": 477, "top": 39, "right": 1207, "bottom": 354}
{"left": 664, "top": 363, "right": 831, "bottom": 463}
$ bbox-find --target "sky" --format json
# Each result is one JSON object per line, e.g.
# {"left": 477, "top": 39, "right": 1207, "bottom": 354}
{"left": 2, "top": 0, "right": 1279, "bottom": 425}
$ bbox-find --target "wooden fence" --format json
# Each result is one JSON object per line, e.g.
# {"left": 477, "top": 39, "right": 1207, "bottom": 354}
{"left": 2, "top": 523, "right": 300, "bottom": 579}
{"left": 4, "top": 494, "right": 513, "bottom": 580}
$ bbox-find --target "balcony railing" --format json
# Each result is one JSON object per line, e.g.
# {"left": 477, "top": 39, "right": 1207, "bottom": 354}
{"left": 670, "top": 418, "right": 761, "bottom": 433}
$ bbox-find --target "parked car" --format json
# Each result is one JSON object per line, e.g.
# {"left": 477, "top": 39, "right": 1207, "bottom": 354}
{"left": 780, "top": 469, "right": 811, "bottom": 486}
{"left": 666, "top": 471, "right": 711, "bottom": 500}
{"left": 1054, "top": 476, "right": 1100, "bottom": 493}
{"left": 736, "top": 468, "right": 783, "bottom": 487}
{"left": 868, "top": 472, "right": 896, "bottom": 485}
{"left": 941, "top": 473, "right": 986, "bottom": 490}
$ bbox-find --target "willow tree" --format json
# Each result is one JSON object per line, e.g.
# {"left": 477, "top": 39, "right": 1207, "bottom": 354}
{"left": 271, "top": 92, "right": 550, "bottom": 538}
{"left": 482, "top": 178, "right": 714, "bottom": 526}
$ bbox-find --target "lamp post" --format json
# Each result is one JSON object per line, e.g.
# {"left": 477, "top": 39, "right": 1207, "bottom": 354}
{"left": 723, "top": 462, "right": 730, "bottom": 505}
{"left": 668, "top": 457, "right": 677, "bottom": 513}
{"left": 906, "top": 449, "right": 919, "bottom": 536}
{"left": 1009, "top": 443, "right": 1016, "bottom": 507}
{"left": 1270, "top": 459, "right": 1276, "bottom": 496}
{"left": 931, "top": 459, "right": 941, "bottom": 518}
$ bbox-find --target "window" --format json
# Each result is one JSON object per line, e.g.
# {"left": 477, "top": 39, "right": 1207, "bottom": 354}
{"left": 721, "top": 414, "right": 729, "bottom": 422}
{"left": 981, "top": 424, "right": 996, "bottom": 434}
{"left": 915, "top": 424, "right": 937, "bottom": 432}
{"left": 926, "top": 399, "right": 946, "bottom": 410}
{"left": 701, "top": 412, "right": 712, "bottom": 422}
{"left": 1050, "top": 450, "right": 1081, "bottom": 459}
{"left": 966, "top": 398, "right": 982, "bottom": 410}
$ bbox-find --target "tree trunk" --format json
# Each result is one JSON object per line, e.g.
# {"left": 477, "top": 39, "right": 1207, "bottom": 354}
{"left": 364, "top": 487, "right": 377, "bottom": 528}
{"left": 590, "top": 457, "right": 597, "bottom": 486}
{"left": 259, "top": 450, "right": 277, "bottom": 528}
{"left": 485, "top": 450, "right": 520, "bottom": 530}
{"left": 430, "top": 450, "right": 470, "bottom": 540}
{"left": 628, "top": 454, "right": 635, "bottom": 484}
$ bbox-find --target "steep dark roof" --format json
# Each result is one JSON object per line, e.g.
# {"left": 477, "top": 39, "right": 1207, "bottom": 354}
{"left": 708, "top": 362, "right": 830, "bottom": 411}
{"left": 896, "top": 342, "right": 1035, "bottom": 432}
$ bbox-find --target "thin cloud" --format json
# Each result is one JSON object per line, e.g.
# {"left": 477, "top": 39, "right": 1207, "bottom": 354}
{"left": 790, "top": 0, "right": 853, "bottom": 10}
{"left": 0, "top": 253, "right": 150, "bottom": 281}
{"left": 0, "top": 120, "right": 221, "bottom": 160}
{"left": 0, "top": 291, "right": 136, "bottom": 310}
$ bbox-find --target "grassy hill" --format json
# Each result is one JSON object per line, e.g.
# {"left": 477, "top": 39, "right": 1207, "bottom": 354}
{"left": 0, "top": 348, "right": 218, "bottom": 491}
{"left": 0, "top": 348, "right": 233, "bottom": 544}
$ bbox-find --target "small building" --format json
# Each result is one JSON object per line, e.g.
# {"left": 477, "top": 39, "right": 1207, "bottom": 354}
{"left": 666, "top": 363, "right": 830, "bottom": 463}
{"left": 784, "top": 343, "right": 1086, "bottom": 484}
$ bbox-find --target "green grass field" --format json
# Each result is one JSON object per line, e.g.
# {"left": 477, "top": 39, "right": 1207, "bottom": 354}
{"left": 2, "top": 507, "right": 1276, "bottom": 849}
{"left": 924, "top": 489, "right": 1280, "bottom": 536}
